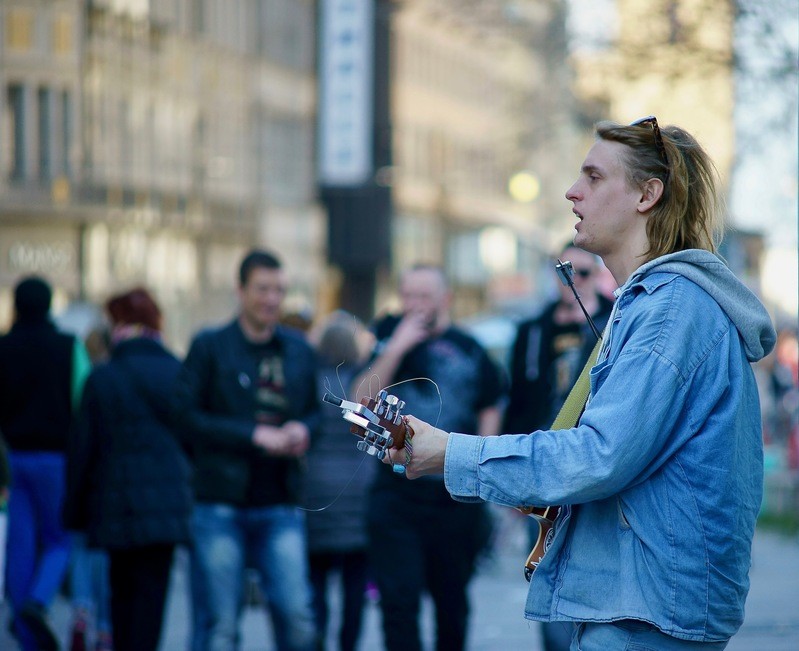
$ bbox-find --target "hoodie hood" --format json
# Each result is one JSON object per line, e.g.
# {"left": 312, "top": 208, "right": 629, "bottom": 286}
{"left": 626, "top": 249, "right": 776, "bottom": 362}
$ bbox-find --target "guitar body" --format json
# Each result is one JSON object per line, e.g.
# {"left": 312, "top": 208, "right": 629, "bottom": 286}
{"left": 521, "top": 506, "right": 560, "bottom": 581}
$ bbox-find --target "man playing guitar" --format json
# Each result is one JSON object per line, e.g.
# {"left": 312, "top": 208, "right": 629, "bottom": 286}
{"left": 378, "top": 118, "right": 776, "bottom": 650}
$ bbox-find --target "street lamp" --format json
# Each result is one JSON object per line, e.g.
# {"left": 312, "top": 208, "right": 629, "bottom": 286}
{"left": 508, "top": 170, "right": 541, "bottom": 203}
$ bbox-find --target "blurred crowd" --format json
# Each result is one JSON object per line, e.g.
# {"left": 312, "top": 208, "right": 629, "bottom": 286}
{"left": 758, "top": 327, "right": 799, "bottom": 461}
{"left": 0, "top": 245, "right": 796, "bottom": 651}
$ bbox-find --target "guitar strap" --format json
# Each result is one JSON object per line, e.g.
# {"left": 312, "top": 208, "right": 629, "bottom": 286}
{"left": 517, "top": 338, "right": 603, "bottom": 518}
{"left": 550, "top": 336, "right": 603, "bottom": 431}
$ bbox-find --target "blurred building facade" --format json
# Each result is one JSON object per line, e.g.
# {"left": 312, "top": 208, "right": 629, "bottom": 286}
{"left": 567, "top": 0, "right": 746, "bottom": 236}
{"left": 385, "top": 0, "right": 582, "bottom": 318}
{"left": 569, "top": 0, "right": 735, "bottom": 176}
{"left": 568, "top": 0, "right": 791, "bottom": 309}
{"left": 2, "top": 0, "right": 583, "bottom": 340}
{"left": 0, "top": 0, "right": 321, "bottom": 349}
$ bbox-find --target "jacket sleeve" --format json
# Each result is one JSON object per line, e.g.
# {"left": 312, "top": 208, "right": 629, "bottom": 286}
{"left": 502, "top": 321, "right": 541, "bottom": 434}
{"left": 445, "top": 294, "right": 722, "bottom": 508}
{"left": 445, "top": 352, "right": 688, "bottom": 507}
{"left": 0, "top": 434, "right": 9, "bottom": 496}
{"left": 170, "top": 333, "right": 256, "bottom": 453}
{"left": 288, "top": 339, "right": 321, "bottom": 439}
{"left": 63, "top": 372, "right": 102, "bottom": 531}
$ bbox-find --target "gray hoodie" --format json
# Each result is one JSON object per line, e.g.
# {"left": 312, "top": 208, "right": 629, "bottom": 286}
{"left": 619, "top": 249, "right": 776, "bottom": 361}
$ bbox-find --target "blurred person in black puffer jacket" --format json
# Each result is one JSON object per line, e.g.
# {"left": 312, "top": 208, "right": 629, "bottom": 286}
{"left": 0, "top": 276, "right": 91, "bottom": 651}
{"left": 64, "top": 288, "right": 192, "bottom": 651}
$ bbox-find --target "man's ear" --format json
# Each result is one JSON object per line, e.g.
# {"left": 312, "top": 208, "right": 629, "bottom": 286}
{"left": 637, "top": 178, "right": 665, "bottom": 214}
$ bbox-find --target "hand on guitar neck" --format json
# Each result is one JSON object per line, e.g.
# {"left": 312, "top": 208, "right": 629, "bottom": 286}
{"left": 322, "top": 391, "right": 448, "bottom": 476}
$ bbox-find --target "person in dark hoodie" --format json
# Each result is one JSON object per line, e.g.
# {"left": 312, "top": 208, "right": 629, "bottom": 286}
{"left": 64, "top": 288, "right": 192, "bottom": 651}
{"left": 0, "top": 276, "right": 91, "bottom": 651}
{"left": 387, "top": 117, "right": 777, "bottom": 650}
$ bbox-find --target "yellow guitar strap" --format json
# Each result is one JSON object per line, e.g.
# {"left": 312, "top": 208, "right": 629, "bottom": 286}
{"left": 520, "top": 333, "right": 606, "bottom": 581}
{"left": 550, "top": 337, "right": 603, "bottom": 431}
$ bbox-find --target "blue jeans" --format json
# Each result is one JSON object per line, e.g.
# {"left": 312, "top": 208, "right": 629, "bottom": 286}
{"left": 191, "top": 502, "right": 316, "bottom": 651}
{"left": 69, "top": 533, "right": 112, "bottom": 633}
{"left": 573, "top": 620, "right": 729, "bottom": 650}
{"left": 6, "top": 452, "right": 71, "bottom": 651}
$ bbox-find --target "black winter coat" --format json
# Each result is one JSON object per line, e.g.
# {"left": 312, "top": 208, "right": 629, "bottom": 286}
{"left": 170, "top": 320, "right": 319, "bottom": 505}
{"left": 0, "top": 320, "right": 76, "bottom": 451}
{"left": 502, "top": 295, "right": 613, "bottom": 434}
{"left": 64, "top": 337, "right": 192, "bottom": 550}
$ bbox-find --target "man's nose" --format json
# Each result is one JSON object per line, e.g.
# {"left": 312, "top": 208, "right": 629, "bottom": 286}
{"left": 565, "top": 182, "right": 579, "bottom": 201}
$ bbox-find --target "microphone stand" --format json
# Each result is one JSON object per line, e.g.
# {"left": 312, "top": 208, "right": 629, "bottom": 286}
{"left": 555, "top": 259, "right": 602, "bottom": 342}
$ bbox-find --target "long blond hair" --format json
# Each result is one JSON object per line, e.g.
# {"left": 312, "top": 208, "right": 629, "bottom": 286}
{"left": 596, "top": 120, "right": 725, "bottom": 262}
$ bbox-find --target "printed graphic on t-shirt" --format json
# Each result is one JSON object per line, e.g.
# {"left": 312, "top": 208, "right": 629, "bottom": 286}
{"left": 396, "top": 337, "right": 484, "bottom": 435}
{"left": 255, "top": 353, "right": 289, "bottom": 425}
{"left": 547, "top": 326, "right": 585, "bottom": 424}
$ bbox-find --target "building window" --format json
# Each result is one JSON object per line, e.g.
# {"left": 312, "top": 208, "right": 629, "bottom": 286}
{"left": 193, "top": 0, "right": 205, "bottom": 36}
{"left": 7, "top": 84, "right": 26, "bottom": 180}
{"left": 38, "top": 87, "right": 52, "bottom": 180}
{"left": 6, "top": 9, "right": 33, "bottom": 51}
{"left": 62, "top": 91, "right": 72, "bottom": 176}
{"left": 53, "top": 13, "right": 73, "bottom": 54}
{"left": 258, "top": 0, "right": 314, "bottom": 71}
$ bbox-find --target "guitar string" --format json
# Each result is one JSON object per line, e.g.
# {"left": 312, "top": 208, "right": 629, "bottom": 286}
{"left": 298, "top": 373, "right": 442, "bottom": 513}
{"left": 298, "top": 313, "right": 367, "bottom": 512}
{"left": 373, "top": 375, "right": 442, "bottom": 470}
{"left": 297, "top": 371, "right": 366, "bottom": 513}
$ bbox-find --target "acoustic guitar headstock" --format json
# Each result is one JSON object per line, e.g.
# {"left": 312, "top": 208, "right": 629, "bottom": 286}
{"left": 322, "top": 389, "right": 410, "bottom": 468}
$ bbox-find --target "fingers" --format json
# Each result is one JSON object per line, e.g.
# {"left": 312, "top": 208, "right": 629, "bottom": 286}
{"left": 390, "top": 313, "right": 431, "bottom": 352}
{"left": 253, "top": 422, "right": 309, "bottom": 457}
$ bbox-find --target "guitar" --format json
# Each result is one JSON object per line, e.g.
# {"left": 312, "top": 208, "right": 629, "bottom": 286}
{"left": 323, "top": 389, "right": 565, "bottom": 581}
{"left": 518, "top": 505, "right": 559, "bottom": 581}
{"left": 322, "top": 389, "right": 413, "bottom": 472}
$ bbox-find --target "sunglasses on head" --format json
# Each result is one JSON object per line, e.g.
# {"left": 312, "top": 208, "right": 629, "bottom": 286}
{"left": 630, "top": 115, "right": 669, "bottom": 167}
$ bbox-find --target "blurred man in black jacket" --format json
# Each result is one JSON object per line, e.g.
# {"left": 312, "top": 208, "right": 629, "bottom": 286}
{"left": 171, "top": 250, "right": 319, "bottom": 651}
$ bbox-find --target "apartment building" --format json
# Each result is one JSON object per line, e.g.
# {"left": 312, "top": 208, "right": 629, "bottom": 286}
{"left": 0, "top": 0, "right": 320, "bottom": 348}
{"left": 388, "top": 0, "right": 582, "bottom": 316}
{"left": 1, "top": 0, "right": 584, "bottom": 339}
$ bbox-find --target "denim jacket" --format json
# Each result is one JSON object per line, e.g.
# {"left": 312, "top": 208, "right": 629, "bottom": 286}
{"left": 444, "top": 250, "right": 777, "bottom": 642}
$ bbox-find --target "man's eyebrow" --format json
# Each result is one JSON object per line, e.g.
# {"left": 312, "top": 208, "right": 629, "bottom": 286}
{"left": 581, "top": 163, "right": 602, "bottom": 175}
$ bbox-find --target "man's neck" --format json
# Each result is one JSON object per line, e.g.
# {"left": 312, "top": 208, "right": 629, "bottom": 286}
{"left": 603, "top": 230, "right": 650, "bottom": 285}
{"left": 604, "top": 251, "right": 647, "bottom": 287}
{"left": 238, "top": 315, "right": 276, "bottom": 344}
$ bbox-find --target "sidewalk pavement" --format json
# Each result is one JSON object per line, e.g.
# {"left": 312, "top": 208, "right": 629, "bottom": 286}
{"left": 1, "top": 514, "right": 797, "bottom": 650}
